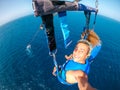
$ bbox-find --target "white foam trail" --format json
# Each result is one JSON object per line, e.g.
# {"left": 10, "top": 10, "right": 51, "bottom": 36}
{"left": 26, "top": 44, "right": 34, "bottom": 57}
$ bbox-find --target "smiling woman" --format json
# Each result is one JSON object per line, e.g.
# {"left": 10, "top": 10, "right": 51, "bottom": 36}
{"left": 52, "top": 29, "right": 102, "bottom": 90}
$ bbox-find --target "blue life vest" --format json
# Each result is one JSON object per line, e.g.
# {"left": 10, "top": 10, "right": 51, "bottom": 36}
{"left": 57, "top": 59, "right": 90, "bottom": 85}
{"left": 65, "top": 59, "right": 90, "bottom": 74}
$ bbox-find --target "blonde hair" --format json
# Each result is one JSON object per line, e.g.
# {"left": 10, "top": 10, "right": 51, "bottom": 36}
{"left": 81, "top": 30, "right": 100, "bottom": 47}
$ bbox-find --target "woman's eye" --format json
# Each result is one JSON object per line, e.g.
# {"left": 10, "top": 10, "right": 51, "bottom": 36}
{"left": 81, "top": 51, "right": 84, "bottom": 53}
{"left": 74, "top": 47, "right": 78, "bottom": 51}
{"left": 79, "top": 50, "right": 84, "bottom": 53}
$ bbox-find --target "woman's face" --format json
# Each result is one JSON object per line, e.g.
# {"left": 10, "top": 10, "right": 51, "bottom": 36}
{"left": 73, "top": 43, "right": 89, "bottom": 62}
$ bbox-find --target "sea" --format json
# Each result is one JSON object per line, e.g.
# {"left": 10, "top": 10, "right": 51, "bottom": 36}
{"left": 0, "top": 12, "right": 120, "bottom": 90}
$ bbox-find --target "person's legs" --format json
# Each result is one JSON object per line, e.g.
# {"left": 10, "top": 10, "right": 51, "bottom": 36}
{"left": 41, "top": 14, "right": 56, "bottom": 52}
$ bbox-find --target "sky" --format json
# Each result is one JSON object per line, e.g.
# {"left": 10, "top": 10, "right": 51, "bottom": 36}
{"left": 0, "top": 0, "right": 120, "bottom": 26}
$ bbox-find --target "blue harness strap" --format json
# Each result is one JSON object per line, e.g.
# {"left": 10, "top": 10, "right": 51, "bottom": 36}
{"left": 78, "top": 4, "right": 97, "bottom": 12}
{"left": 81, "top": 11, "right": 91, "bottom": 40}
{"left": 51, "top": 53, "right": 72, "bottom": 85}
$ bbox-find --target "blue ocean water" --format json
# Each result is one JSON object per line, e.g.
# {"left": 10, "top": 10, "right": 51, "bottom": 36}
{"left": 0, "top": 12, "right": 120, "bottom": 90}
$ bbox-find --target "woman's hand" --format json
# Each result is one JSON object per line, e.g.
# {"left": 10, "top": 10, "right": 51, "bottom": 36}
{"left": 52, "top": 66, "right": 57, "bottom": 76}
{"left": 65, "top": 54, "right": 73, "bottom": 60}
